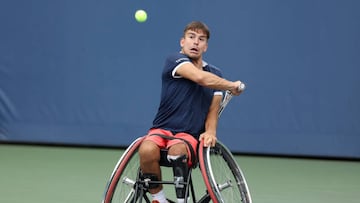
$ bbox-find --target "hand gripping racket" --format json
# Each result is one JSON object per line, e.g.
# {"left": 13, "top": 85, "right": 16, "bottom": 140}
{"left": 218, "top": 82, "right": 246, "bottom": 117}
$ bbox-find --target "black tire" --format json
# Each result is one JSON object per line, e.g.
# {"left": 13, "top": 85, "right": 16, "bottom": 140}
{"left": 102, "top": 137, "right": 150, "bottom": 203}
{"left": 199, "top": 140, "right": 252, "bottom": 203}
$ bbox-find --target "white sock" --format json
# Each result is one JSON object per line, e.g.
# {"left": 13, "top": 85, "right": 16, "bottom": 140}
{"left": 177, "top": 197, "right": 190, "bottom": 203}
{"left": 177, "top": 198, "right": 185, "bottom": 203}
{"left": 151, "top": 189, "right": 167, "bottom": 203}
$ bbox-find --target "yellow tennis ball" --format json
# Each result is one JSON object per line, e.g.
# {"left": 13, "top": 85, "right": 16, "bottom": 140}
{"left": 135, "top": 10, "right": 147, "bottom": 23}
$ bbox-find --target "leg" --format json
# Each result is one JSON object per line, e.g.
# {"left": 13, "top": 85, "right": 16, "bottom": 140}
{"left": 168, "top": 143, "right": 189, "bottom": 202}
{"left": 138, "top": 140, "right": 163, "bottom": 194}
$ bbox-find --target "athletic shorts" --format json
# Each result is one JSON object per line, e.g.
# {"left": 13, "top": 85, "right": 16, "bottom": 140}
{"left": 144, "top": 128, "right": 198, "bottom": 166}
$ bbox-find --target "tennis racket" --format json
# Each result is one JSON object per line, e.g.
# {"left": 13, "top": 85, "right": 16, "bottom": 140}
{"left": 218, "top": 82, "right": 246, "bottom": 117}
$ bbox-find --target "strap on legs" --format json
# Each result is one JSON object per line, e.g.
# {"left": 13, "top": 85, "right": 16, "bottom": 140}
{"left": 149, "top": 133, "right": 198, "bottom": 167}
{"left": 140, "top": 173, "right": 160, "bottom": 189}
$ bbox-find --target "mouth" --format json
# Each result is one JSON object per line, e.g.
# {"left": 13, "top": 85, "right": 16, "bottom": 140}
{"left": 189, "top": 47, "right": 199, "bottom": 53}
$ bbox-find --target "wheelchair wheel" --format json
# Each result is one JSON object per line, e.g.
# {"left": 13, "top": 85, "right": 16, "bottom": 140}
{"left": 102, "top": 137, "right": 150, "bottom": 203}
{"left": 199, "top": 140, "right": 252, "bottom": 203}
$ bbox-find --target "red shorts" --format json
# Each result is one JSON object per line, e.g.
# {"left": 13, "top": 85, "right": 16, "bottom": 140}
{"left": 143, "top": 128, "right": 198, "bottom": 166}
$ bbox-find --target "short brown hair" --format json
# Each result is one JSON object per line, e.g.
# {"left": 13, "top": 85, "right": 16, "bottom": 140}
{"left": 183, "top": 21, "right": 210, "bottom": 40}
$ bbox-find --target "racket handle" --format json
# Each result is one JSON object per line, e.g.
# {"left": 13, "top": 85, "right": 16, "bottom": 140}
{"left": 238, "top": 82, "right": 246, "bottom": 91}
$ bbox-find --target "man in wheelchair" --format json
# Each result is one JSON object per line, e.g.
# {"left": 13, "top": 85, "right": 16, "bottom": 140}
{"left": 138, "top": 21, "right": 242, "bottom": 203}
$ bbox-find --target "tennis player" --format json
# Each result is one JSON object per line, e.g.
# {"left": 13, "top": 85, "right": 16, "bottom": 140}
{"left": 138, "top": 21, "right": 243, "bottom": 203}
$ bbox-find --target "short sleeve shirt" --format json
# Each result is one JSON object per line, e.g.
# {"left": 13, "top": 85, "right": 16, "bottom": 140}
{"left": 151, "top": 52, "right": 223, "bottom": 138}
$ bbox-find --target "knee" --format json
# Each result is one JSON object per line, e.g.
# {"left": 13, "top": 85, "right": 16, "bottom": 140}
{"left": 168, "top": 143, "right": 188, "bottom": 157}
{"left": 139, "top": 140, "right": 160, "bottom": 162}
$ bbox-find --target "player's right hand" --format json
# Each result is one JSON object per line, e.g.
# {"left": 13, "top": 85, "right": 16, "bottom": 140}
{"left": 230, "top": 81, "right": 244, "bottom": 95}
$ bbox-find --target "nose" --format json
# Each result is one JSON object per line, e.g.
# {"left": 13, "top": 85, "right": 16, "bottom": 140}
{"left": 193, "top": 37, "right": 199, "bottom": 45}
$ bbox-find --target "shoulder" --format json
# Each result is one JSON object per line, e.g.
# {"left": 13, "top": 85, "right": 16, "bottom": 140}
{"left": 165, "top": 52, "right": 191, "bottom": 64}
{"left": 163, "top": 53, "right": 192, "bottom": 78}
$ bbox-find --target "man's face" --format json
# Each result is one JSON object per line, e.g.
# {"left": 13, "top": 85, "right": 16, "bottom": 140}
{"left": 180, "top": 29, "right": 208, "bottom": 60}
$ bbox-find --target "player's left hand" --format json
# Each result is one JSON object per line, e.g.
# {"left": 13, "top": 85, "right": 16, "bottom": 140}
{"left": 199, "top": 132, "right": 217, "bottom": 147}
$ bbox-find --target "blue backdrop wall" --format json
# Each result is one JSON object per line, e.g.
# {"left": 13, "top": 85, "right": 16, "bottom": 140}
{"left": 1, "top": 0, "right": 359, "bottom": 158}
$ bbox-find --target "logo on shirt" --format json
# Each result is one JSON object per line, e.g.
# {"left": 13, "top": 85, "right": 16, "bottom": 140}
{"left": 176, "top": 58, "right": 189, "bottom": 64}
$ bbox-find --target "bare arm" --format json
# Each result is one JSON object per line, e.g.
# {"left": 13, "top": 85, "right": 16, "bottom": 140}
{"left": 176, "top": 62, "right": 242, "bottom": 95}
{"left": 199, "top": 94, "right": 222, "bottom": 147}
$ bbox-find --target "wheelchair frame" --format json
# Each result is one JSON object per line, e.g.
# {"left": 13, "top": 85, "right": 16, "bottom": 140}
{"left": 102, "top": 136, "right": 252, "bottom": 203}
{"left": 102, "top": 89, "right": 251, "bottom": 202}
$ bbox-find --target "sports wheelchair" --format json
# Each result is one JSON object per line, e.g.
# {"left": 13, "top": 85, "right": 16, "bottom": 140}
{"left": 101, "top": 136, "right": 252, "bottom": 203}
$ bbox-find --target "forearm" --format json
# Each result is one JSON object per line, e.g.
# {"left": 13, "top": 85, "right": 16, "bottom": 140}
{"left": 200, "top": 101, "right": 220, "bottom": 147}
{"left": 176, "top": 63, "right": 241, "bottom": 92}
{"left": 204, "top": 95, "right": 222, "bottom": 135}
{"left": 200, "top": 95, "right": 222, "bottom": 146}
{"left": 204, "top": 116, "right": 218, "bottom": 135}
{"left": 197, "top": 71, "right": 237, "bottom": 91}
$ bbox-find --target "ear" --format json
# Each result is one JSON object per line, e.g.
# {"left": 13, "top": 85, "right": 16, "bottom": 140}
{"left": 180, "top": 37, "right": 185, "bottom": 48}
{"left": 203, "top": 43, "right": 208, "bottom": 52}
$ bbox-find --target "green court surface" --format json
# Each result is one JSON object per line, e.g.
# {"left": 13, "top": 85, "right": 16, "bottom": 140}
{"left": 0, "top": 144, "right": 359, "bottom": 203}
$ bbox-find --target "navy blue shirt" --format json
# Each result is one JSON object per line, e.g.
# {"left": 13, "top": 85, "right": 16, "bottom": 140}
{"left": 152, "top": 53, "right": 223, "bottom": 138}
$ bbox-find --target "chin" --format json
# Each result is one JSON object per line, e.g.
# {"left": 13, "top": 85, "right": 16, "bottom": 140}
{"left": 187, "top": 53, "right": 201, "bottom": 60}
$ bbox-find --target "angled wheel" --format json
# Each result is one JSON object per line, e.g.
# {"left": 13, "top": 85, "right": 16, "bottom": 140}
{"left": 199, "top": 140, "right": 252, "bottom": 203}
{"left": 102, "top": 137, "right": 150, "bottom": 203}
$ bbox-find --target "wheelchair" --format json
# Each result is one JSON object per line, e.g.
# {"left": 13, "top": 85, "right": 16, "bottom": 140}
{"left": 101, "top": 135, "right": 252, "bottom": 203}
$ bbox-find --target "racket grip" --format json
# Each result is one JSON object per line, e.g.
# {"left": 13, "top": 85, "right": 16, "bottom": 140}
{"left": 238, "top": 82, "right": 246, "bottom": 91}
